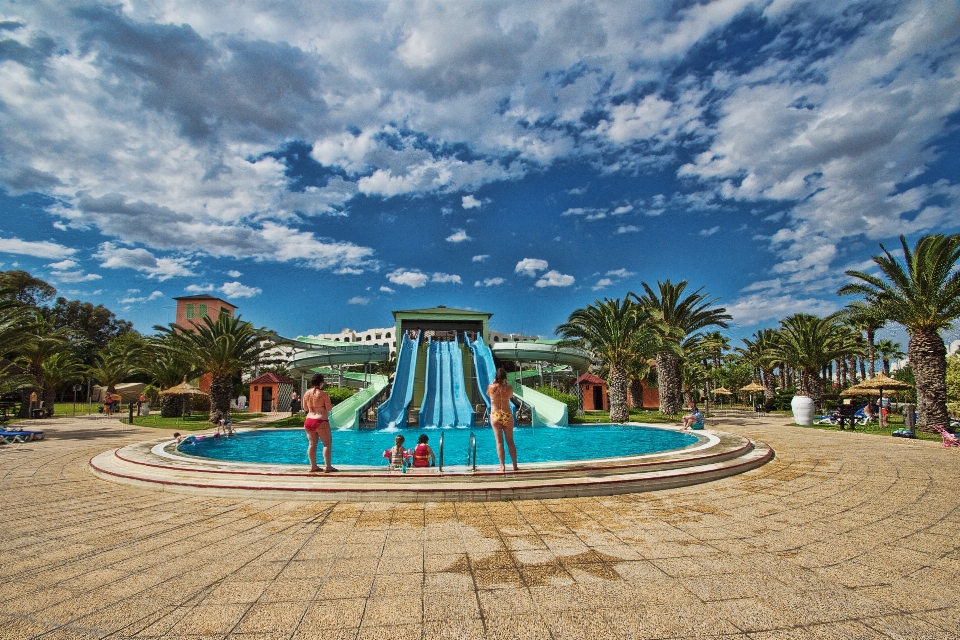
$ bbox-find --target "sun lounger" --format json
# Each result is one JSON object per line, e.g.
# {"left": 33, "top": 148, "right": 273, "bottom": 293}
{"left": 0, "top": 429, "right": 44, "bottom": 444}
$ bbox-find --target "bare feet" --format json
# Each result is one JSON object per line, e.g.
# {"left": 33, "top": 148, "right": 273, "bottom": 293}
{"left": 309, "top": 467, "right": 322, "bottom": 472}
{"left": 499, "top": 465, "right": 506, "bottom": 473}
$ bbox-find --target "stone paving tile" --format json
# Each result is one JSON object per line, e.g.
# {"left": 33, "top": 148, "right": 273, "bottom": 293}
{"left": 3, "top": 416, "right": 960, "bottom": 639}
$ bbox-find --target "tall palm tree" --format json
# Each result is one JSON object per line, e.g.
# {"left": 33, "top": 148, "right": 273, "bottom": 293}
{"left": 139, "top": 336, "right": 197, "bottom": 417}
{"left": 840, "top": 234, "right": 960, "bottom": 430}
{"left": 556, "top": 297, "right": 660, "bottom": 423}
{"left": 41, "top": 351, "right": 86, "bottom": 410}
{"left": 736, "top": 328, "right": 779, "bottom": 404}
{"left": 625, "top": 355, "right": 654, "bottom": 410}
{"left": 156, "top": 313, "right": 273, "bottom": 424}
{"left": 774, "top": 313, "right": 849, "bottom": 409}
{"left": 841, "top": 301, "right": 886, "bottom": 379}
{"left": 875, "top": 339, "right": 905, "bottom": 376}
{"left": 15, "top": 313, "right": 74, "bottom": 416}
{"left": 88, "top": 345, "right": 139, "bottom": 396}
{"left": 629, "top": 280, "right": 731, "bottom": 415}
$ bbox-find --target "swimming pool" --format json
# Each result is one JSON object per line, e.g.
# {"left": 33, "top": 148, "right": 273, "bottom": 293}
{"left": 178, "top": 425, "right": 700, "bottom": 467}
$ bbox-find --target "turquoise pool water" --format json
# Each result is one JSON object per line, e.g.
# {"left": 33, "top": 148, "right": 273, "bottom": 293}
{"left": 178, "top": 425, "right": 699, "bottom": 467}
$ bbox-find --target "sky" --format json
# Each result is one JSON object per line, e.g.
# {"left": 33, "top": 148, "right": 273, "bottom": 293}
{"left": 0, "top": 0, "right": 958, "bottom": 347}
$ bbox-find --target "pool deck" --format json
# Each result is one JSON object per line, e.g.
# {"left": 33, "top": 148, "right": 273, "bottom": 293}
{"left": 2, "top": 412, "right": 959, "bottom": 639}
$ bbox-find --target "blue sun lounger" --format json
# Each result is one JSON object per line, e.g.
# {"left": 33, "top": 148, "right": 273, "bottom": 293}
{"left": 0, "top": 429, "right": 44, "bottom": 444}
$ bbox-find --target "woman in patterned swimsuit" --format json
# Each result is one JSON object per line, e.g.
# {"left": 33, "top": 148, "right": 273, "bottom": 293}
{"left": 487, "top": 368, "right": 518, "bottom": 473}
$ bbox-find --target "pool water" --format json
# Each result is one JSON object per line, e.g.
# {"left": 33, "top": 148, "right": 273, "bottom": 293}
{"left": 178, "top": 425, "right": 699, "bottom": 467}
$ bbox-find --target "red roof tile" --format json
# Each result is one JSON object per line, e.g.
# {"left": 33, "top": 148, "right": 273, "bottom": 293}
{"left": 576, "top": 373, "right": 606, "bottom": 386}
{"left": 248, "top": 372, "right": 294, "bottom": 385}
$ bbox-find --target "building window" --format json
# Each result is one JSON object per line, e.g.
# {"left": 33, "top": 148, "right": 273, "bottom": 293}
{"left": 334, "top": 338, "right": 339, "bottom": 341}
{"left": 366, "top": 335, "right": 372, "bottom": 341}
{"left": 198, "top": 304, "right": 208, "bottom": 318}
{"left": 385, "top": 332, "right": 391, "bottom": 338}
{"left": 344, "top": 337, "right": 350, "bottom": 343}
{"left": 376, "top": 334, "right": 382, "bottom": 339}
{"left": 220, "top": 307, "right": 230, "bottom": 316}
{"left": 185, "top": 304, "right": 195, "bottom": 319}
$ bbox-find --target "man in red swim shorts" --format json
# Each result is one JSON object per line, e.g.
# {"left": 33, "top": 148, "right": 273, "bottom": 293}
{"left": 303, "top": 373, "right": 335, "bottom": 472}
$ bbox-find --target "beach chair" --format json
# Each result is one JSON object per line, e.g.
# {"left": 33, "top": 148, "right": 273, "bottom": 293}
{"left": 0, "top": 429, "right": 44, "bottom": 444}
{"left": 930, "top": 424, "right": 960, "bottom": 448}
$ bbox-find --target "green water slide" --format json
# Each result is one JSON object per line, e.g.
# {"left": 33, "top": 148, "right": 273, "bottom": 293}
{"left": 328, "top": 373, "right": 389, "bottom": 430}
{"left": 493, "top": 341, "right": 592, "bottom": 427}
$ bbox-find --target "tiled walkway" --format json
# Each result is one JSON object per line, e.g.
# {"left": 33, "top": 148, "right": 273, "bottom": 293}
{"left": 1, "top": 415, "right": 958, "bottom": 639}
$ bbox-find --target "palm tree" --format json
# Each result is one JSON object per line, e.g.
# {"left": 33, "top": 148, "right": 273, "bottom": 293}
{"left": 15, "top": 313, "right": 74, "bottom": 416}
{"left": 736, "top": 328, "right": 779, "bottom": 405}
{"left": 156, "top": 313, "right": 273, "bottom": 424}
{"left": 625, "top": 355, "right": 654, "bottom": 410}
{"left": 629, "top": 280, "right": 731, "bottom": 415}
{"left": 88, "top": 345, "right": 139, "bottom": 396}
{"left": 774, "top": 313, "right": 850, "bottom": 409}
{"left": 840, "top": 301, "right": 886, "bottom": 379}
{"left": 840, "top": 234, "right": 960, "bottom": 430}
{"left": 139, "top": 337, "right": 197, "bottom": 417}
{"left": 41, "top": 352, "right": 86, "bottom": 409}
{"left": 875, "top": 339, "right": 905, "bottom": 376}
{"left": 556, "top": 298, "right": 660, "bottom": 423}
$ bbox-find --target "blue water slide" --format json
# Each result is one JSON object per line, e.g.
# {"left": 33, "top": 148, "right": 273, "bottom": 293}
{"left": 376, "top": 331, "right": 420, "bottom": 430}
{"left": 420, "top": 339, "right": 474, "bottom": 429}
{"left": 449, "top": 339, "right": 475, "bottom": 427}
{"left": 468, "top": 334, "right": 496, "bottom": 408}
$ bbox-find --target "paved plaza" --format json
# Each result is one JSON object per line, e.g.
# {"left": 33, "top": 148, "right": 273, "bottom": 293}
{"left": 1, "top": 414, "right": 958, "bottom": 639}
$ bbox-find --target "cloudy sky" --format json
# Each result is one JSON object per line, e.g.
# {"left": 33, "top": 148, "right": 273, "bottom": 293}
{"left": 1, "top": 0, "right": 958, "bottom": 342}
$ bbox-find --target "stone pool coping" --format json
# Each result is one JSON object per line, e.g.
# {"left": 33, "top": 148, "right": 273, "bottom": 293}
{"left": 89, "top": 425, "right": 773, "bottom": 502}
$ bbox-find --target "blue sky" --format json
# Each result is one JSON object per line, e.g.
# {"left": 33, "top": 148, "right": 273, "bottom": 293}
{"left": 0, "top": 0, "right": 958, "bottom": 346}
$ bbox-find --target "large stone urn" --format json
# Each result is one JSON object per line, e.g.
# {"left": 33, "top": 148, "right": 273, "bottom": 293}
{"left": 791, "top": 395, "right": 815, "bottom": 425}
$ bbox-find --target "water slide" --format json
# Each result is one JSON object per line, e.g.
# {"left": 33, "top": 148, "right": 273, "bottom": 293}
{"left": 376, "top": 331, "right": 420, "bottom": 430}
{"left": 328, "top": 373, "right": 389, "bottom": 430}
{"left": 512, "top": 385, "right": 569, "bottom": 427}
{"left": 467, "top": 334, "right": 496, "bottom": 408}
{"left": 420, "top": 339, "right": 474, "bottom": 428}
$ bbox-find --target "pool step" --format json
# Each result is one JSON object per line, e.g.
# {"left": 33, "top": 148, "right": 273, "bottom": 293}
{"left": 89, "top": 432, "right": 773, "bottom": 502}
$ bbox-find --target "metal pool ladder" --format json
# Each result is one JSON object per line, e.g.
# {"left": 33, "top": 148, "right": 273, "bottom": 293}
{"left": 467, "top": 431, "right": 477, "bottom": 472}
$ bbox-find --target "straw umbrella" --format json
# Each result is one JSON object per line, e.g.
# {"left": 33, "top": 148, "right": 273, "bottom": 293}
{"left": 160, "top": 378, "right": 209, "bottom": 418}
{"left": 842, "top": 373, "right": 912, "bottom": 427}
{"left": 712, "top": 386, "right": 733, "bottom": 411}
{"left": 741, "top": 381, "right": 765, "bottom": 412}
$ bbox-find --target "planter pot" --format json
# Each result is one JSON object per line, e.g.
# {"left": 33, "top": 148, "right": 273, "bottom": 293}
{"left": 791, "top": 395, "right": 815, "bottom": 425}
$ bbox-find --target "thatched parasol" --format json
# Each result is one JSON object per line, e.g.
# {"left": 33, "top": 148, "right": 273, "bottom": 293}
{"left": 160, "top": 379, "right": 208, "bottom": 396}
{"left": 740, "top": 382, "right": 764, "bottom": 393}
{"left": 712, "top": 386, "right": 733, "bottom": 395}
{"left": 841, "top": 373, "right": 913, "bottom": 427}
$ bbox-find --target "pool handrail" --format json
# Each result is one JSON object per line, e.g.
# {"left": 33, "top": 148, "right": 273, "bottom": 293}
{"left": 438, "top": 431, "right": 444, "bottom": 472}
{"left": 468, "top": 431, "right": 476, "bottom": 472}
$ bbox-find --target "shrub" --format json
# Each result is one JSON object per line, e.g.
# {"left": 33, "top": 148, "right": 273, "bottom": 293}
{"left": 327, "top": 386, "right": 355, "bottom": 406}
{"left": 534, "top": 385, "right": 580, "bottom": 416}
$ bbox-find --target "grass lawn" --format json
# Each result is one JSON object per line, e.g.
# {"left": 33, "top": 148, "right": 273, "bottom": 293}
{"left": 570, "top": 409, "right": 684, "bottom": 424}
{"left": 127, "top": 411, "right": 265, "bottom": 431}
{"left": 789, "top": 413, "right": 944, "bottom": 442}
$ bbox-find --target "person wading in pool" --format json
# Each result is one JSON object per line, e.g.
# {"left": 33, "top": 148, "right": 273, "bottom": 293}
{"left": 487, "top": 368, "right": 518, "bottom": 473}
{"left": 303, "top": 373, "right": 336, "bottom": 473}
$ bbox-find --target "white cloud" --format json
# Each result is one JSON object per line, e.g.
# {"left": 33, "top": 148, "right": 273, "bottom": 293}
{"left": 700, "top": 226, "right": 720, "bottom": 237}
{"left": 379, "top": 286, "right": 394, "bottom": 293}
{"left": 616, "top": 225, "right": 640, "bottom": 234}
{"left": 0, "top": 237, "right": 76, "bottom": 259}
{"left": 727, "top": 293, "right": 840, "bottom": 327}
{"left": 606, "top": 268, "right": 635, "bottom": 278}
{"left": 431, "top": 272, "right": 462, "bottom": 284}
{"left": 387, "top": 269, "right": 429, "bottom": 288}
{"left": 472, "top": 254, "right": 490, "bottom": 262}
{"left": 612, "top": 205, "right": 633, "bottom": 215}
{"left": 227, "top": 270, "right": 242, "bottom": 278}
{"left": 118, "top": 290, "right": 163, "bottom": 304}
{"left": 335, "top": 267, "right": 364, "bottom": 275}
{"left": 535, "top": 270, "right": 575, "bottom": 288}
{"left": 446, "top": 229, "right": 471, "bottom": 243}
{"left": 593, "top": 277, "right": 613, "bottom": 290}
{"left": 220, "top": 281, "right": 262, "bottom": 298}
{"left": 475, "top": 277, "right": 505, "bottom": 287}
{"left": 48, "top": 259, "right": 77, "bottom": 270}
{"left": 185, "top": 283, "right": 215, "bottom": 293}
{"left": 95, "top": 243, "right": 195, "bottom": 281}
{"left": 52, "top": 271, "right": 102, "bottom": 283}
{"left": 348, "top": 296, "right": 369, "bottom": 305}
{"left": 462, "top": 195, "right": 481, "bottom": 209}
{"left": 515, "top": 258, "right": 549, "bottom": 277}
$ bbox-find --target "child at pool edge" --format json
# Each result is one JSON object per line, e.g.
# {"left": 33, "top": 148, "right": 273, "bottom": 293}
{"left": 412, "top": 433, "right": 435, "bottom": 467}
{"left": 681, "top": 403, "right": 702, "bottom": 430}
{"left": 389, "top": 434, "right": 408, "bottom": 469}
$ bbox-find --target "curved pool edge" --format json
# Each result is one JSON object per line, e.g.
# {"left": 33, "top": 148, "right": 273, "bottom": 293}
{"left": 89, "top": 428, "right": 774, "bottom": 502}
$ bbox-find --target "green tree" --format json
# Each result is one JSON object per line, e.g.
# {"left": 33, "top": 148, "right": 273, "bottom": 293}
{"left": 139, "top": 336, "right": 197, "bottom": 417}
{"left": 156, "top": 313, "right": 274, "bottom": 424}
{"left": 15, "top": 313, "right": 74, "bottom": 415}
{"left": 88, "top": 343, "right": 140, "bottom": 396}
{"left": 44, "top": 297, "right": 134, "bottom": 367}
{"left": 840, "top": 234, "right": 960, "bottom": 430}
{"left": 875, "top": 339, "right": 905, "bottom": 376}
{"left": 840, "top": 301, "right": 886, "bottom": 379}
{"left": 736, "top": 328, "right": 779, "bottom": 404}
{"left": 629, "top": 280, "right": 731, "bottom": 415}
{"left": 774, "top": 313, "right": 850, "bottom": 410}
{"left": 41, "top": 351, "right": 86, "bottom": 404}
{"left": 557, "top": 297, "right": 661, "bottom": 423}
{"left": 0, "top": 270, "right": 56, "bottom": 308}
